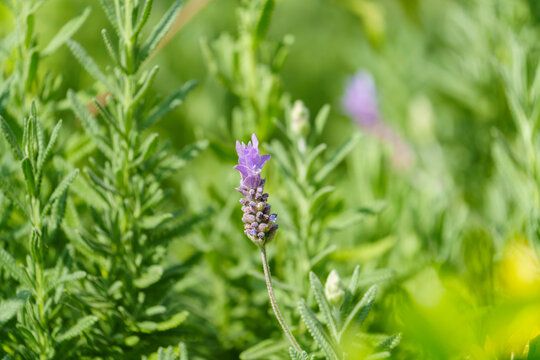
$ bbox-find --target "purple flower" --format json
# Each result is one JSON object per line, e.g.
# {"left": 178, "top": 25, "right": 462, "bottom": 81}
{"left": 235, "top": 134, "right": 278, "bottom": 247}
{"left": 234, "top": 134, "right": 271, "bottom": 188}
{"left": 343, "top": 71, "right": 381, "bottom": 128}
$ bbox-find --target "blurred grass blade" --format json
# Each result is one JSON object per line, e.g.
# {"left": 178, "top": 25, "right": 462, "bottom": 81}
{"left": 0, "top": 116, "right": 23, "bottom": 160}
{"left": 339, "top": 285, "right": 377, "bottom": 340}
{"left": 0, "top": 247, "right": 31, "bottom": 288}
{"left": 143, "top": 80, "right": 197, "bottom": 128}
{"left": 140, "top": 0, "right": 183, "bottom": 62}
{"left": 314, "top": 132, "right": 361, "bottom": 183}
{"left": 56, "top": 315, "right": 98, "bottom": 343}
{"left": 43, "top": 7, "right": 91, "bottom": 55}
{"left": 67, "top": 40, "right": 118, "bottom": 96}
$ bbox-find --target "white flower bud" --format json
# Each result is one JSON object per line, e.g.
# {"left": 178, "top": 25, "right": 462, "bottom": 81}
{"left": 290, "top": 100, "right": 310, "bottom": 137}
{"left": 325, "top": 270, "right": 345, "bottom": 307}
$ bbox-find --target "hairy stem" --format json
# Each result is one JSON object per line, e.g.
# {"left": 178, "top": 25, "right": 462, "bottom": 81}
{"left": 260, "top": 246, "right": 302, "bottom": 352}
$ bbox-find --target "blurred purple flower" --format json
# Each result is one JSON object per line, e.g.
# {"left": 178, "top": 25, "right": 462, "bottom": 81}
{"left": 234, "top": 134, "right": 271, "bottom": 189}
{"left": 343, "top": 71, "right": 415, "bottom": 170}
{"left": 343, "top": 71, "right": 381, "bottom": 128}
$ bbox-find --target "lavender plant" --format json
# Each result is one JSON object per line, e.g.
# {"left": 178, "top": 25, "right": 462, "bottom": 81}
{"left": 0, "top": 105, "right": 95, "bottom": 359}
{"left": 294, "top": 270, "right": 400, "bottom": 360}
{"left": 0, "top": 0, "right": 90, "bottom": 122}
{"left": 64, "top": 0, "right": 205, "bottom": 356}
{"left": 234, "top": 134, "right": 399, "bottom": 359}
{"left": 234, "top": 133, "right": 300, "bottom": 353}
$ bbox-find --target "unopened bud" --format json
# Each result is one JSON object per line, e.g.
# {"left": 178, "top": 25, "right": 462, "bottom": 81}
{"left": 291, "top": 100, "right": 310, "bottom": 137}
{"left": 325, "top": 270, "right": 345, "bottom": 307}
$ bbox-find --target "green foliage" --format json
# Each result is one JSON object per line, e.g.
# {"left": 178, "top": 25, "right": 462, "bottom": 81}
{"left": 0, "top": 105, "right": 93, "bottom": 359}
{"left": 64, "top": 0, "right": 204, "bottom": 357}
{"left": 295, "top": 271, "right": 399, "bottom": 360}
{"left": 201, "top": 0, "right": 291, "bottom": 140}
{"left": 1, "top": 0, "right": 540, "bottom": 358}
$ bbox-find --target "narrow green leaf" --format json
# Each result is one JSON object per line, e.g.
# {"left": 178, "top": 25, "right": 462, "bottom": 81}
{"left": 67, "top": 40, "right": 116, "bottom": 94}
{"left": 0, "top": 246, "right": 31, "bottom": 287}
{"left": 0, "top": 175, "right": 28, "bottom": 216}
{"left": 67, "top": 91, "right": 99, "bottom": 136}
{"left": 254, "top": 0, "right": 274, "bottom": 45}
{"left": 62, "top": 226, "right": 108, "bottom": 268}
{"left": 0, "top": 116, "right": 23, "bottom": 160}
{"left": 134, "top": 0, "right": 154, "bottom": 37}
{"left": 289, "top": 348, "right": 312, "bottom": 360}
{"left": 179, "top": 342, "right": 189, "bottom": 360}
{"left": 0, "top": 76, "right": 12, "bottom": 111}
{"left": 143, "top": 80, "right": 197, "bottom": 129}
{"left": 68, "top": 90, "right": 113, "bottom": 157}
{"left": 298, "top": 299, "right": 338, "bottom": 360}
{"left": 314, "top": 104, "right": 330, "bottom": 140}
{"left": 133, "top": 133, "right": 159, "bottom": 166}
{"left": 240, "top": 339, "right": 288, "bottom": 360}
{"left": 314, "top": 132, "right": 361, "bottom": 183}
{"left": 24, "top": 49, "right": 39, "bottom": 91}
{"left": 348, "top": 265, "right": 361, "bottom": 295}
{"left": 38, "top": 120, "right": 62, "bottom": 171}
{"left": 47, "top": 271, "right": 86, "bottom": 293}
{"left": 98, "top": 0, "right": 122, "bottom": 35}
{"left": 310, "top": 186, "right": 334, "bottom": 214}
{"left": 21, "top": 157, "right": 36, "bottom": 197}
{"left": 56, "top": 315, "right": 98, "bottom": 342}
{"left": 339, "top": 285, "right": 377, "bottom": 340}
{"left": 43, "top": 169, "right": 79, "bottom": 215}
{"left": 305, "top": 143, "right": 327, "bottom": 171}
{"left": 133, "top": 265, "right": 163, "bottom": 288}
{"left": 140, "top": 213, "right": 173, "bottom": 229}
{"left": 0, "top": 291, "right": 30, "bottom": 324}
{"left": 43, "top": 7, "right": 91, "bottom": 55}
{"left": 139, "top": 0, "right": 182, "bottom": 62}
{"left": 101, "top": 29, "right": 121, "bottom": 68}
{"left": 85, "top": 168, "right": 119, "bottom": 194}
{"left": 309, "top": 272, "right": 339, "bottom": 341}
{"left": 132, "top": 65, "right": 159, "bottom": 106}
{"left": 157, "top": 345, "right": 175, "bottom": 360}
{"left": 376, "top": 333, "right": 401, "bottom": 352}
{"left": 156, "top": 310, "right": 188, "bottom": 331}
{"left": 93, "top": 99, "right": 125, "bottom": 139}
{"left": 135, "top": 311, "right": 188, "bottom": 333}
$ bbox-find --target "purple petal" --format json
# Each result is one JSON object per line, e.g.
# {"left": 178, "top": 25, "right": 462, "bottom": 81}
{"left": 251, "top": 134, "right": 259, "bottom": 149}
{"left": 236, "top": 140, "right": 243, "bottom": 157}
{"left": 234, "top": 165, "right": 251, "bottom": 179}
{"left": 243, "top": 174, "right": 261, "bottom": 189}
{"left": 257, "top": 154, "right": 271, "bottom": 169}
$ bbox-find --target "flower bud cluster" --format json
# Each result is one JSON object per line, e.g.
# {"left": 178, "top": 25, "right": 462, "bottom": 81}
{"left": 237, "top": 178, "right": 278, "bottom": 247}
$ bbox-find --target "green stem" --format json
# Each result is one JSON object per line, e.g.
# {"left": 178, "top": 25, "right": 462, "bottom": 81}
{"left": 260, "top": 246, "right": 302, "bottom": 352}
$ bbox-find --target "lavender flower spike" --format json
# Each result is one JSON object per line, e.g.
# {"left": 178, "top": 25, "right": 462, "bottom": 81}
{"left": 235, "top": 134, "right": 278, "bottom": 247}
{"left": 343, "top": 71, "right": 381, "bottom": 128}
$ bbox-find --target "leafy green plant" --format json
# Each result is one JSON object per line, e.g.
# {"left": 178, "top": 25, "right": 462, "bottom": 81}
{"left": 64, "top": 0, "right": 205, "bottom": 356}
{"left": 0, "top": 105, "right": 95, "bottom": 359}
{"left": 295, "top": 270, "right": 400, "bottom": 360}
{"left": 201, "top": 0, "right": 291, "bottom": 140}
